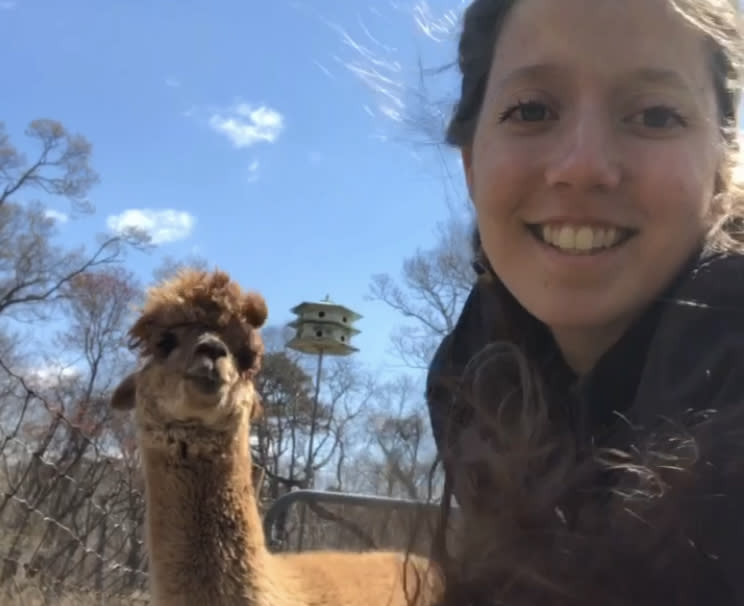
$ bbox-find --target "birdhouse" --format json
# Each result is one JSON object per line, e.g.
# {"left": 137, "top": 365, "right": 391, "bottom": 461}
{"left": 286, "top": 296, "right": 362, "bottom": 356}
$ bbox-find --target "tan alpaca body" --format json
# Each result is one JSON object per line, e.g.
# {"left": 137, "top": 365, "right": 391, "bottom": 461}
{"left": 140, "top": 417, "right": 436, "bottom": 606}
{"left": 110, "top": 269, "right": 442, "bottom": 606}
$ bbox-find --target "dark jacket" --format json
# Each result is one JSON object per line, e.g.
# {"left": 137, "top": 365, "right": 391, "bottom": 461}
{"left": 426, "top": 251, "right": 744, "bottom": 605}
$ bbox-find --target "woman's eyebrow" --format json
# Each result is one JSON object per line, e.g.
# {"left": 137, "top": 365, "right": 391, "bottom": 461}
{"left": 492, "top": 63, "right": 693, "bottom": 93}
{"left": 620, "top": 67, "right": 693, "bottom": 92}
{"left": 491, "top": 62, "right": 563, "bottom": 90}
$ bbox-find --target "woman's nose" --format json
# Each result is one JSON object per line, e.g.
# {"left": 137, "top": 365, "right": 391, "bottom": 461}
{"left": 544, "top": 112, "right": 622, "bottom": 191}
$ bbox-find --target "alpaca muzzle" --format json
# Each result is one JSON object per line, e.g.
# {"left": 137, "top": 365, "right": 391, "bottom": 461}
{"left": 185, "top": 335, "right": 230, "bottom": 394}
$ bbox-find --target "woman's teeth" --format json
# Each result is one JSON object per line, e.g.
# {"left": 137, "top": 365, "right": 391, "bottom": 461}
{"left": 537, "top": 224, "right": 627, "bottom": 253}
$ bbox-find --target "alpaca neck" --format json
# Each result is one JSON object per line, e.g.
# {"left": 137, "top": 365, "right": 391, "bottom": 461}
{"left": 141, "top": 414, "right": 270, "bottom": 605}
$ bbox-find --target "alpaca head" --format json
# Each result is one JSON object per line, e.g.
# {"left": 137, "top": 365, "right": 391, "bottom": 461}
{"left": 110, "top": 269, "right": 268, "bottom": 443}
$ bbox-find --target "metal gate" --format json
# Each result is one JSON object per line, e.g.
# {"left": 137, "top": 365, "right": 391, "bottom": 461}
{"left": 263, "top": 489, "right": 443, "bottom": 553}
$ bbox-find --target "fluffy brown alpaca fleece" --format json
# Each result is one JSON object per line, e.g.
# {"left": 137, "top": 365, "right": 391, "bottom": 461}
{"left": 110, "top": 269, "right": 443, "bottom": 606}
{"left": 436, "top": 343, "right": 743, "bottom": 606}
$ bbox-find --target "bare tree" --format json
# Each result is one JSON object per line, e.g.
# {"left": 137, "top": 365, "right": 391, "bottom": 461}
{"left": 0, "top": 119, "right": 148, "bottom": 601}
{"left": 368, "top": 213, "right": 476, "bottom": 368}
{"left": 60, "top": 268, "right": 140, "bottom": 384}
{"left": 335, "top": 374, "right": 438, "bottom": 501}
{"left": 253, "top": 346, "right": 369, "bottom": 496}
{"left": 253, "top": 349, "right": 317, "bottom": 501}
{"left": 0, "top": 202, "right": 131, "bottom": 325}
{"left": 312, "top": 357, "right": 370, "bottom": 492}
{"left": 0, "top": 119, "right": 142, "bottom": 326}
{"left": 0, "top": 267, "right": 144, "bottom": 597}
{"left": 0, "top": 120, "right": 98, "bottom": 212}
{"left": 368, "top": 375, "right": 433, "bottom": 500}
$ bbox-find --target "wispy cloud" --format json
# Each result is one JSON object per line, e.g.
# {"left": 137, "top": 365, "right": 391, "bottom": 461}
{"left": 247, "top": 159, "right": 260, "bottom": 183}
{"left": 327, "top": 20, "right": 411, "bottom": 146}
{"left": 313, "top": 60, "right": 336, "bottom": 80}
{"left": 0, "top": 1, "right": 16, "bottom": 9}
{"left": 107, "top": 208, "right": 195, "bottom": 244}
{"left": 208, "top": 103, "right": 284, "bottom": 148}
{"left": 411, "top": 1, "right": 464, "bottom": 43}
{"left": 44, "top": 209, "right": 69, "bottom": 224}
{"left": 319, "top": 7, "right": 407, "bottom": 133}
{"left": 165, "top": 77, "right": 181, "bottom": 88}
{"left": 181, "top": 105, "right": 198, "bottom": 118}
{"left": 311, "top": 1, "right": 467, "bottom": 141}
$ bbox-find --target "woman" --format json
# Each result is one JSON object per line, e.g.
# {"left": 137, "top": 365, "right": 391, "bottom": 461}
{"left": 426, "top": 0, "right": 744, "bottom": 604}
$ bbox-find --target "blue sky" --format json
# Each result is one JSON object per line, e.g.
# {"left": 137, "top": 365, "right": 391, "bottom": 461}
{"left": 2, "top": 0, "right": 471, "bottom": 377}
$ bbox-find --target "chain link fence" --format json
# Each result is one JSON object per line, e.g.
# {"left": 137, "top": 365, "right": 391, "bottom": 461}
{"left": 0, "top": 364, "right": 149, "bottom": 606}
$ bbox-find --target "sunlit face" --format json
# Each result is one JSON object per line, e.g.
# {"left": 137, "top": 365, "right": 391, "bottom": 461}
{"left": 462, "top": 0, "right": 722, "bottom": 372}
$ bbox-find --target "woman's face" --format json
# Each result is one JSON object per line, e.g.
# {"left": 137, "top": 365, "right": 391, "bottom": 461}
{"left": 463, "top": 0, "right": 722, "bottom": 372}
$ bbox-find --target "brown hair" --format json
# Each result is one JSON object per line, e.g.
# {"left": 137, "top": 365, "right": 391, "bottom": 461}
{"left": 436, "top": 340, "right": 744, "bottom": 605}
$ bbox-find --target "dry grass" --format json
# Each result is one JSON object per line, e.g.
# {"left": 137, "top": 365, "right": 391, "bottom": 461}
{"left": 0, "top": 577, "right": 148, "bottom": 605}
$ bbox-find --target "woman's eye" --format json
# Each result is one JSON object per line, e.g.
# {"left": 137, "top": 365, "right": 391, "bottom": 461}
{"left": 627, "top": 106, "right": 687, "bottom": 129}
{"left": 499, "top": 100, "right": 555, "bottom": 123}
{"left": 156, "top": 331, "right": 178, "bottom": 356}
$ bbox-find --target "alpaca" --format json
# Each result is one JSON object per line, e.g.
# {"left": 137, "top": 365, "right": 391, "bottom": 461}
{"left": 109, "top": 269, "right": 443, "bottom": 606}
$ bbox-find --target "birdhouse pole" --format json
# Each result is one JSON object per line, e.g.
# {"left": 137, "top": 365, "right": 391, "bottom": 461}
{"left": 286, "top": 295, "right": 362, "bottom": 550}
{"left": 306, "top": 348, "right": 324, "bottom": 487}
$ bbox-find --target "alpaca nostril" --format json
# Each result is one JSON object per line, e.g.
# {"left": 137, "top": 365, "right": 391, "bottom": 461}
{"left": 193, "top": 338, "right": 228, "bottom": 362}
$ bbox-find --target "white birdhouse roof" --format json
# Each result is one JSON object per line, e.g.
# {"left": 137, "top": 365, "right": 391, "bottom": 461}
{"left": 290, "top": 300, "right": 362, "bottom": 321}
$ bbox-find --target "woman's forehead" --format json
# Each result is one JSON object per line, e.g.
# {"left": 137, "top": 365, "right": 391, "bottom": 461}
{"left": 489, "top": 0, "right": 711, "bottom": 92}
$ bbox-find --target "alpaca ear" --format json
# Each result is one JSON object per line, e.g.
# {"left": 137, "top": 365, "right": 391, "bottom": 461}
{"left": 111, "top": 373, "right": 137, "bottom": 410}
{"left": 243, "top": 294, "right": 268, "bottom": 328}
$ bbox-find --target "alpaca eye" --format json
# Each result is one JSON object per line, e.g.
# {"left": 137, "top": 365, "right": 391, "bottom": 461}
{"left": 236, "top": 348, "right": 255, "bottom": 371}
{"left": 156, "top": 331, "right": 178, "bottom": 356}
